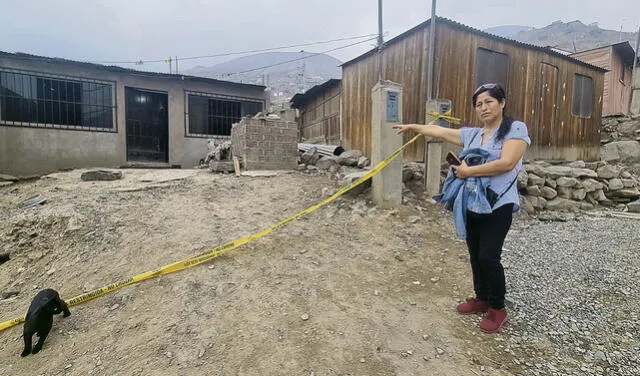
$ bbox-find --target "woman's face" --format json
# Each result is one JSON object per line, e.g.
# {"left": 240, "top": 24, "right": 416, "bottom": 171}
{"left": 474, "top": 91, "right": 505, "bottom": 126}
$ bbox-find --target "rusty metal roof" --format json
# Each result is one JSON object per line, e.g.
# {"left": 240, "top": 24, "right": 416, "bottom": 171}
{"left": 290, "top": 78, "right": 341, "bottom": 108}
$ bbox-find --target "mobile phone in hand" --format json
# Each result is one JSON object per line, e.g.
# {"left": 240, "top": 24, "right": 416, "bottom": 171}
{"left": 446, "top": 151, "right": 461, "bottom": 166}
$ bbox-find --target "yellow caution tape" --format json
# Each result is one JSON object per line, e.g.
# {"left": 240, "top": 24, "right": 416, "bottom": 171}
{"left": 0, "top": 112, "right": 460, "bottom": 332}
{"left": 426, "top": 109, "right": 460, "bottom": 124}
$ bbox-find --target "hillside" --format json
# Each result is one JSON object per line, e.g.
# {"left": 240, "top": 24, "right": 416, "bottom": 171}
{"left": 489, "top": 20, "right": 638, "bottom": 53}
{"left": 185, "top": 52, "right": 342, "bottom": 100}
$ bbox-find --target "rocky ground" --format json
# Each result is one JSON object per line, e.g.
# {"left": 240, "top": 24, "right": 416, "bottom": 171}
{"left": 0, "top": 167, "right": 638, "bottom": 375}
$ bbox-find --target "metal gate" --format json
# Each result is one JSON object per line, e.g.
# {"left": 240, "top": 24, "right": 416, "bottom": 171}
{"left": 125, "top": 87, "right": 168, "bottom": 163}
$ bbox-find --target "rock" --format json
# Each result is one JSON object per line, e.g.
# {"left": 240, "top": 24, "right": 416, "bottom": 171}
{"left": 1, "top": 290, "right": 19, "bottom": 299}
{"left": 543, "top": 166, "right": 573, "bottom": 179}
{"left": 609, "top": 188, "right": 640, "bottom": 199}
{"left": 597, "top": 165, "right": 621, "bottom": 179}
{"left": 357, "top": 156, "right": 370, "bottom": 168}
{"left": 80, "top": 170, "right": 122, "bottom": 181}
{"left": 0, "top": 181, "right": 14, "bottom": 188}
{"left": 607, "top": 179, "right": 624, "bottom": 191}
{"left": 580, "top": 202, "right": 595, "bottom": 210}
{"left": 527, "top": 174, "right": 545, "bottom": 187}
{"left": 517, "top": 170, "right": 528, "bottom": 189}
{"left": 0, "top": 174, "right": 18, "bottom": 182}
{"left": 571, "top": 168, "right": 598, "bottom": 179}
{"left": 526, "top": 185, "right": 541, "bottom": 196}
{"left": 601, "top": 141, "right": 640, "bottom": 163}
{"left": 585, "top": 162, "right": 601, "bottom": 170}
{"left": 46, "top": 269, "right": 56, "bottom": 276}
{"left": 301, "top": 313, "right": 310, "bottom": 321}
{"left": 520, "top": 196, "right": 536, "bottom": 214}
{"left": 556, "top": 186, "right": 573, "bottom": 199}
{"left": 529, "top": 196, "right": 547, "bottom": 210}
{"left": 538, "top": 211, "right": 575, "bottom": 222}
{"left": 572, "top": 189, "right": 587, "bottom": 201}
{"left": 436, "top": 348, "right": 445, "bottom": 356}
{"left": 110, "top": 304, "right": 120, "bottom": 311}
{"left": 582, "top": 179, "right": 602, "bottom": 193}
{"left": 337, "top": 150, "right": 363, "bottom": 167}
{"left": 545, "top": 178, "right": 557, "bottom": 189}
{"left": 540, "top": 187, "right": 558, "bottom": 200}
{"left": 342, "top": 171, "right": 371, "bottom": 195}
{"left": 556, "top": 177, "right": 579, "bottom": 188}
{"left": 588, "top": 189, "right": 608, "bottom": 202}
{"left": 301, "top": 148, "right": 321, "bottom": 165}
{"left": 409, "top": 216, "right": 421, "bottom": 224}
{"left": 524, "top": 163, "right": 548, "bottom": 177}
{"left": 316, "top": 156, "right": 339, "bottom": 171}
{"left": 628, "top": 199, "right": 640, "bottom": 213}
{"left": 568, "top": 161, "right": 586, "bottom": 169}
{"left": 621, "top": 179, "right": 635, "bottom": 188}
{"left": 545, "top": 198, "right": 581, "bottom": 212}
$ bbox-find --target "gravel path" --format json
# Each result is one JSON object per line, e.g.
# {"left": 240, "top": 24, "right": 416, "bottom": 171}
{"left": 498, "top": 214, "right": 640, "bottom": 376}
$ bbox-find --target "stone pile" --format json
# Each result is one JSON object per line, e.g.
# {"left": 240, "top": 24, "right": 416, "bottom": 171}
{"left": 519, "top": 160, "right": 640, "bottom": 214}
{"left": 298, "top": 147, "right": 371, "bottom": 174}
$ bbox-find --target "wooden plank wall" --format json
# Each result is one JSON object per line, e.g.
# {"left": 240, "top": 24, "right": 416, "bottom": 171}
{"left": 435, "top": 21, "right": 604, "bottom": 161}
{"left": 298, "top": 85, "right": 341, "bottom": 143}
{"left": 341, "top": 27, "right": 429, "bottom": 158}
{"left": 341, "top": 21, "right": 605, "bottom": 162}
{"left": 571, "top": 48, "right": 614, "bottom": 115}
{"left": 609, "top": 52, "right": 633, "bottom": 115}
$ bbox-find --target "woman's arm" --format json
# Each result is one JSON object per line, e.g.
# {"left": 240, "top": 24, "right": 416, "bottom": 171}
{"left": 392, "top": 123, "right": 463, "bottom": 146}
{"left": 453, "top": 139, "right": 528, "bottom": 178}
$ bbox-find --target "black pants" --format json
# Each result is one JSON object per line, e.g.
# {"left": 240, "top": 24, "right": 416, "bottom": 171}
{"left": 465, "top": 203, "right": 514, "bottom": 309}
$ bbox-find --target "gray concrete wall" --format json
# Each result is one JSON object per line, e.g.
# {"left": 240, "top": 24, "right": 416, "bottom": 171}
{"left": 0, "top": 54, "right": 267, "bottom": 176}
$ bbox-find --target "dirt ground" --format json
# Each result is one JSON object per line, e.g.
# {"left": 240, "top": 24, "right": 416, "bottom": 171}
{"left": 0, "top": 168, "right": 526, "bottom": 376}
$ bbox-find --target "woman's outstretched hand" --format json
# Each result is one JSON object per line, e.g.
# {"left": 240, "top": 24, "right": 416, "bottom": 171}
{"left": 391, "top": 124, "right": 412, "bottom": 134}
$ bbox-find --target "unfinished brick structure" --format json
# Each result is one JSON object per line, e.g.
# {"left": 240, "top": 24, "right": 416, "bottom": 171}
{"left": 231, "top": 117, "right": 299, "bottom": 170}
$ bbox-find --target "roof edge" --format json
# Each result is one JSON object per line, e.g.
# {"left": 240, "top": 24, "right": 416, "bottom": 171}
{"left": 341, "top": 17, "right": 607, "bottom": 73}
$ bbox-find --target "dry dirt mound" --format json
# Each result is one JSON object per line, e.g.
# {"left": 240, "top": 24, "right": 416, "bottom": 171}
{"left": 0, "top": 169, "right": 519, "bottom": 375}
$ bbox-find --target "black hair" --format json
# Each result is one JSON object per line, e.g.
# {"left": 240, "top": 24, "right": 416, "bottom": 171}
{"left": 472, "top": 83, "right": 513, "bottom": 141}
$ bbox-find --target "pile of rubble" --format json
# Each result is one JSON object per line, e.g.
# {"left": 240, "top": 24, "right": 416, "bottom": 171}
{"left": 297, "top": 145, "right": 370, "bottom": 174}
{"left": 198, "top": 140, "right": 235, "bottom": 173}
{"left": 518, "top": 160, "right": 640, "bottom": 215}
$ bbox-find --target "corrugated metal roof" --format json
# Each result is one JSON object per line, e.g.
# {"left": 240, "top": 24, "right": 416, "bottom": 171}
{"left": 289, "top": 78, "right": 341, "bottom": 108}
{"left": 341, "top": 17, "right": 607, "bottom": 73}
{"left": 0, "top": 51, "right": 266, "bottom": 90}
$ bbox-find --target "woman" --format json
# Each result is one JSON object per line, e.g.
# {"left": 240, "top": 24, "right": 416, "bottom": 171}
{"left": 392, "top": 83, "right": 530, "bottom": 333}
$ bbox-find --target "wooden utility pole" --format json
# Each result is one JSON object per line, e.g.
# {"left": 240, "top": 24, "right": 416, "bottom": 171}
{"left": 377, "top": 0, "right": 384, "bottom": 83}
{"left": 630, "top": 24, "right": 640, "bottom": 115}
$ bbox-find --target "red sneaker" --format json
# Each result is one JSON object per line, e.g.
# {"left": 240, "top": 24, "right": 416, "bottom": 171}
{"left": 479, "top": 308, "right": 508, "bottom": 333}
{"left": 456, "top": 298, "right": 489, "bottom": 314}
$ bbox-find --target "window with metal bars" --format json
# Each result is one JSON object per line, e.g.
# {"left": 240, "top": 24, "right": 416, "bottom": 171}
{"left": 0, "top": 70, "right": 115, "bottom": 130}
{"left": 187, "top": 93, "right": 263, "bottom": 137}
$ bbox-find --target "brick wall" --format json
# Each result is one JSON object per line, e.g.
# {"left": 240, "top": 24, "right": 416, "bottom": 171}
{"left": 231, "top": 117, "right": 299, "bottom": 170}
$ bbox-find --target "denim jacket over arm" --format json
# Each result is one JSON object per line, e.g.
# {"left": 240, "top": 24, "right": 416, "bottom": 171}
{"left": 433, "top": 148, "right": 494, "bottom": 239}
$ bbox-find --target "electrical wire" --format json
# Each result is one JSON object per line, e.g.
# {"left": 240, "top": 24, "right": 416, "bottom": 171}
{"left": 92, "top": 34, "right": 378, "bottom": 65}
{"left": 219, "top": 36, "right": 378, "bottom": 77}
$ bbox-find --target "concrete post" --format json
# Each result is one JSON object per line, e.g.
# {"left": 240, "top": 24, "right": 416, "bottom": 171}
{"left": 424, "top": 100, "right": 449, "bottom": 197}
{"left": 371, "top": 81, "right": 403, "bottom": 208}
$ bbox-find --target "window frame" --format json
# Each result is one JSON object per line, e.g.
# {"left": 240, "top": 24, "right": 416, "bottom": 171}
{"left": 571, "top": 73, "right": 594, "bottom": 118}
{"left": 184, "top": 91, "right": 265, "bottom": 138}
{"left": 0, "top": 68, "right": 117, "bottom": 132}
{"left": 475, "top": 47, "right": 510, "bottom": 92}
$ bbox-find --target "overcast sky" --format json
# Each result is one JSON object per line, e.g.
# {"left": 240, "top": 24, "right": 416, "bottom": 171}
{"left": 1, "top": 0, "right": 638, "bottom": 73}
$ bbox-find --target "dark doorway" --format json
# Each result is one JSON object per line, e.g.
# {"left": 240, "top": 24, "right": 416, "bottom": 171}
{"left": 125, "top": 88, "right": 168, "bottom": 163}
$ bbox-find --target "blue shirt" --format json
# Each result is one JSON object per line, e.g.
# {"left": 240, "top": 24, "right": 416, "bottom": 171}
{"left": 459, "top": 120, "right": 531, "bottom": 212}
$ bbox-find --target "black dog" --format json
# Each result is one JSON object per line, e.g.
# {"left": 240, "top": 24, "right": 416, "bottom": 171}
{"left": 21, "top": 289, "right": 71, "bottom": 357}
